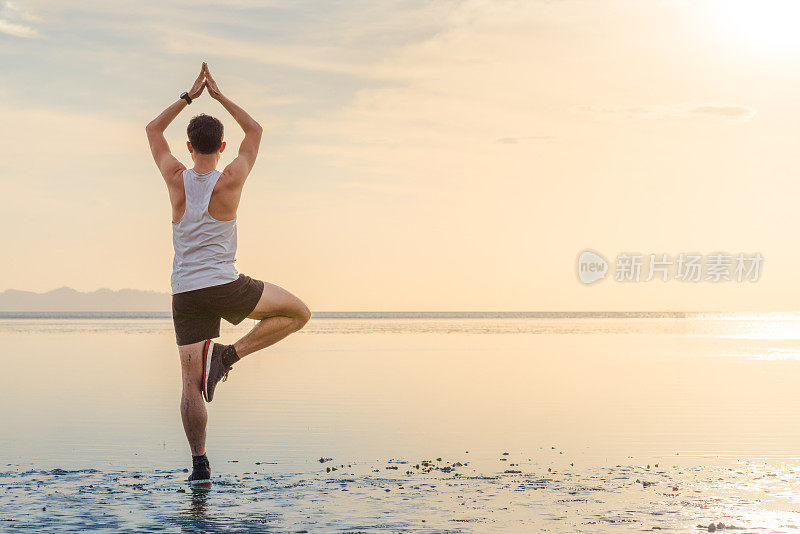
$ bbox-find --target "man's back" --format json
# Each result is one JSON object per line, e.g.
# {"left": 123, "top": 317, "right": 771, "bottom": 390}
{"left": 171, "top": 168, "right": 238, "bottom": 294}
{"left": 168, "top": 165, "right": 247, "bottom": 223}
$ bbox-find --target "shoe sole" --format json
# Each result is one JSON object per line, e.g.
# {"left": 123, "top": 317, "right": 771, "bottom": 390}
{"left": 189, "top": 479, "right": 212, "bottom": 489}
{"left": 202, "top": 340, "right": 214, "bottom": 403}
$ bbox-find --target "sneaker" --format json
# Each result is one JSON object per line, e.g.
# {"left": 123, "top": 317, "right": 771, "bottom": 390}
{"left": 202, "top": 340, "right": 233, "bottom": 403}
{"left": 188, "top": 457, "right": 211, "bottom": 489}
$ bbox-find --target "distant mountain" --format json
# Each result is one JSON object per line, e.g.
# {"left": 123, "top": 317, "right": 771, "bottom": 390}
{"left": 0, "top": 287, "right": 171, "bottom": 311}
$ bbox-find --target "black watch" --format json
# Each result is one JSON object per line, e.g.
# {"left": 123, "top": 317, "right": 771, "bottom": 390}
{"left": 180, "top": 91, "right": 192, "bottom": 105}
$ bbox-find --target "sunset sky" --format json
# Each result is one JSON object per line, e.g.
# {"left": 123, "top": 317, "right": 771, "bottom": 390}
{"left": 2, "top": 0, "right": 800, "bottom": 310}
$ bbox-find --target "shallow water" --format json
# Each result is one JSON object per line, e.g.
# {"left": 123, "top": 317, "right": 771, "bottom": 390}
{"left": 3, "top": 315, "right": 800, "bottom": 532}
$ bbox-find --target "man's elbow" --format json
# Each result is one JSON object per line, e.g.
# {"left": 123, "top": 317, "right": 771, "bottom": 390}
{"left": 248, "top": 122, "right": 263, "bottom": 135}
{"left": 145, "top": 121, "right": 162, "bottom": 135}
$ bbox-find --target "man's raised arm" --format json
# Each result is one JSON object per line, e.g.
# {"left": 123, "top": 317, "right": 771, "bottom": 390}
{"left": 204, "top": 65, "right": 263, "bottom": 186}
{"left": 146, "top": 63, "right": 207, "bottom": 181}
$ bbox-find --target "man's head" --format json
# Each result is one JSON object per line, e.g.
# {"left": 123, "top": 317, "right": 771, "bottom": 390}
{"left": 187, "top": 114, "right": 225, "bottom": 156}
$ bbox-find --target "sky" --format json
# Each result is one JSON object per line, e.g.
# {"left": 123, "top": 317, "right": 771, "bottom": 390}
{"left": 2, "top": 0, "right": 800, "bottom": 311}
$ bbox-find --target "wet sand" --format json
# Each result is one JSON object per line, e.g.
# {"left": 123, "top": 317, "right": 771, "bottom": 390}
{"left": 3, "top": 453, "right": 799, "bottom": 532}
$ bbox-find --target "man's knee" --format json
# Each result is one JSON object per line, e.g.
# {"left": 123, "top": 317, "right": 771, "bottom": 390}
{"left": 178, "top": 342, "right": 204, "bottom": 388}
{"left": 293, "top": 302, "right": 311, "bottom": 331}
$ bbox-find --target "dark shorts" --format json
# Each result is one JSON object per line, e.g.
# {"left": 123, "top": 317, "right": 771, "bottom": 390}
{"left": 172, "top": 274, "right": 265, "bottom": 346}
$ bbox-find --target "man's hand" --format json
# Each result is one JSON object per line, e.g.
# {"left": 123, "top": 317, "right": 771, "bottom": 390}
{"left": 198, "top": 63, "right": 262, "bottom": 195}
{"left": 187, "top": 62, "right": 207, "bottom": 100}
{"left": 146, "top": 63, "right": 208, "bottom": 183}
{"left": 203, "top": 63, "right": 223, "bottom": 100}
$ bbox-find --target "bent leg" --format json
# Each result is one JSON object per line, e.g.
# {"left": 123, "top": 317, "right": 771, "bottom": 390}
{"left": 233, "top": 281, "right": 311, "bottom": 359}
{"left": 179, "top": 341, "right": 207, "bottom": 456}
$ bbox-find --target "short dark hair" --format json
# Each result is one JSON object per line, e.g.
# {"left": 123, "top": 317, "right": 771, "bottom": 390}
{"left": 187, "top": 114, "right": 224, "bottom": 154}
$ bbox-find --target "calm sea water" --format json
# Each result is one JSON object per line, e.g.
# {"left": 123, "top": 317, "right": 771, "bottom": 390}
{"left": 2, "top": 313, "right": 800, "bottom": 532}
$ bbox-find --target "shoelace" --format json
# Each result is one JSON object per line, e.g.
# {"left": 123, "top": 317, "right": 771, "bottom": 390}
{"left": 218, "top": 348, "right": 233, "bottom": 383}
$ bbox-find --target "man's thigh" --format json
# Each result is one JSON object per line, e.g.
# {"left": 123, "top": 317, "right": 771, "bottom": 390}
{"left": 247, "top": 281, "right": 308, "bottom": 320}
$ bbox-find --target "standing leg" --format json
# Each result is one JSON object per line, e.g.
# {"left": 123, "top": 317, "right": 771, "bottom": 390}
{"left": 233, "top": 282, "right": 311, "bottom": 359}
{"left": 179, "top": 341, "right": 207, "bottom": 455}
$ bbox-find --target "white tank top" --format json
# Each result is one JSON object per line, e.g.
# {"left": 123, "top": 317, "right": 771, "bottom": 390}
{"left": 171, "top": 169, "right": 239, "bottom": 294}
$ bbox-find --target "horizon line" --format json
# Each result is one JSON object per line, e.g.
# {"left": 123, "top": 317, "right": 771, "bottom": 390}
{"left": 0, "top": 311, "right": 795, "bottom": 317}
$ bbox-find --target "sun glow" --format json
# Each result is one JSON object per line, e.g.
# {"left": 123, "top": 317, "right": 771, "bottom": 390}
{"left": 714, "top": 0, "right": 800, "bottom": 57}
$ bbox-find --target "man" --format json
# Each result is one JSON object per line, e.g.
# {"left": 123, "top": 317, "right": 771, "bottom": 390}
{"left": 146, "top": 63, "right": 311, "bottom": 488}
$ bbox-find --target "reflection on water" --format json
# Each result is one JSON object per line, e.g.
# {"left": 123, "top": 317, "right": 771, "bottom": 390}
{"left": 185, "top": 487, "right": 210, "bottom": 519}
{"left": 2, "top": 315, "right": 800, "bottom": 531}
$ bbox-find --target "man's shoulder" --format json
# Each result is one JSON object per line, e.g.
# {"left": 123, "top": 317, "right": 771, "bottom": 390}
{"left": 167, "top": 167, "right": 186, "bottom": 185}
{"left": 215, "top": 168, "right": 244, "bottom": 192}
{"left": 164, "top": 167, "right": 186, "bottom": 194}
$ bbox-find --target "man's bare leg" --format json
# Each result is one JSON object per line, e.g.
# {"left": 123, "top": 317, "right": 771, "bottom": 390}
{"left": 200, "top": 282, "right": 310, "bottom": 404}
{"left": 179, "top": 341, "right": 207, "bottom": 455}
{"left": 234, "top": 281, "right": 311, "bottom": 359}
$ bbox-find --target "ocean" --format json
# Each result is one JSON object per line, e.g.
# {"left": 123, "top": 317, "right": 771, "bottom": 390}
{"left": 2, "top": 313, "right": 800, "bottom": 532}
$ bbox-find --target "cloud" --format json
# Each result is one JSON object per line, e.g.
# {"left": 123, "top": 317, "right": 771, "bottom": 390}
{"left": 150, "top": 2, "right": 455, "bottom": 79}
{"left": 0, "top": 1, "right": 38, "bottom": 38}
{"left": 291, "top": 5, "right": 571, "bottom": 155}
{"left": 0, "top": 18, "right": 34, "bottom": 37}
{"left": 157, "top": 27, "right": 375, "bottom": 78}
{"left": 689, "top": 105, "right": 756, "bottom": 120}
{"left": 1, "top": 1, "right": 38, "bottom": 21}
{"left": 580, "top": 104, "right": 756, "bottom": 121}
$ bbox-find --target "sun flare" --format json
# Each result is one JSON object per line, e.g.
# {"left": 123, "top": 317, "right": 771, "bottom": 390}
{"left": 714, "top": 0, "right": 800, "bottom": 56}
